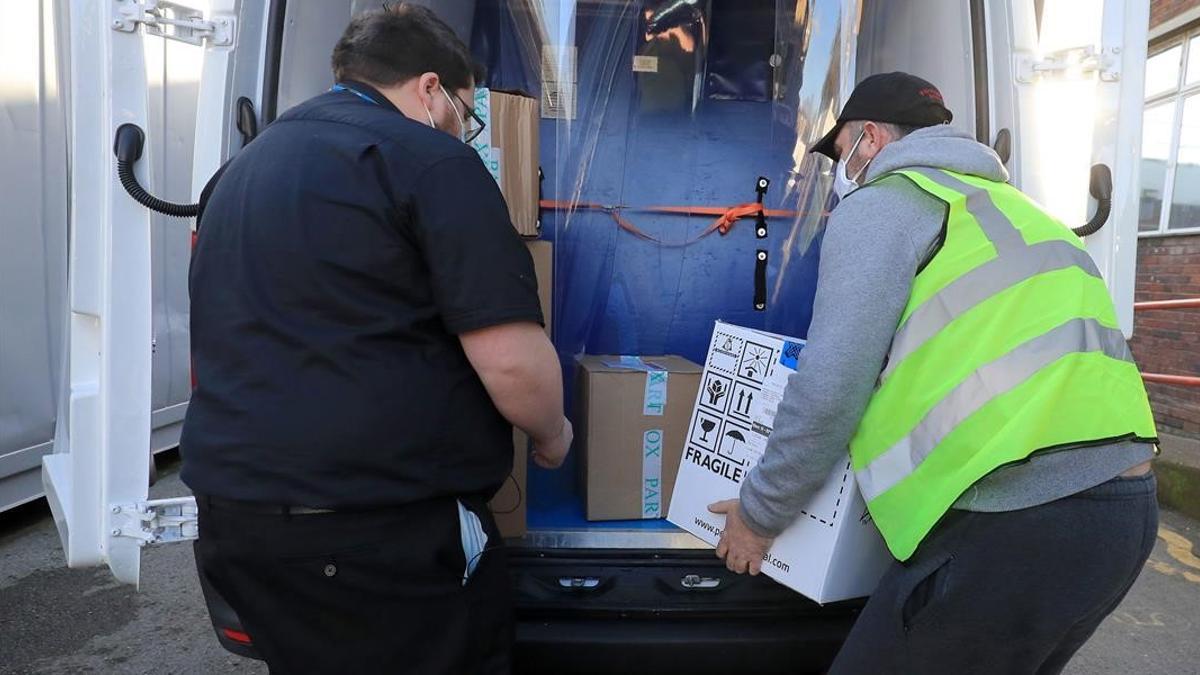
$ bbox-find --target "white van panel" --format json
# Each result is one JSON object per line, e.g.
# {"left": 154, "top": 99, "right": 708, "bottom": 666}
{"left": 0, "top": 0, "right": 69, "bottom": 511}
{"left": 0, "top": 0, "right": 204, "bottom": 514}
{"left": 856, "top": 0, "right": 978, "bottom": 139}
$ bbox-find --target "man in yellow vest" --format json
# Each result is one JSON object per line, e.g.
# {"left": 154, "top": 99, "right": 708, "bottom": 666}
{"left": 709, "top": 72, "right": 1159, "bottom": 674}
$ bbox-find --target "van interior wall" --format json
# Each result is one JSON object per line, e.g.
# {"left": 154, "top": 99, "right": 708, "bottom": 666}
{"left": 473, "top": 0, "right": 851, "bottom": 532}
{"left": 144, "top": 36, "right": 204, "bottom": 419}
{"left": 275, "top": 1, "right": 478, "bottom": 115}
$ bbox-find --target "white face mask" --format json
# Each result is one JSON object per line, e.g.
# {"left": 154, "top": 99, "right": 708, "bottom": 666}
{"left": 833, "top": 129, "right": 870, "bottom": 200}
{"left": 423, "top": 85, "right": 465, "bottom": 142}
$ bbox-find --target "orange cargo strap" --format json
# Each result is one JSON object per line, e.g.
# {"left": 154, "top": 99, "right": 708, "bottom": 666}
{"left": 538, "top": 199, "right": 801, "bottom": 247}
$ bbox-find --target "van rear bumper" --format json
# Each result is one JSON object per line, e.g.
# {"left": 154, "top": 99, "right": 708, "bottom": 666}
{"left": 510, "top": 547, "right": 861, "bottom": 674}
{"left": 515, "top": 615, "right": 855, "bottom": 674}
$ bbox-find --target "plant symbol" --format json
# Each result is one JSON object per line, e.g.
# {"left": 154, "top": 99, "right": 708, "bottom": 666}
{"left": 706, "top": 378, "right": 727, "bottom": 406}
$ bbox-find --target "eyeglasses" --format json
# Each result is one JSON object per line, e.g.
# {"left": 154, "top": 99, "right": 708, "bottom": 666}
{"left": 452, "top": 91, "right": 487, "bottom": 144}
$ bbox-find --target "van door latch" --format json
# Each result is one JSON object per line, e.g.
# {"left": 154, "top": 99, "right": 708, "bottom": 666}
{"left": 112, "top": 0, "right": 236, "bottom": 47}
{"left": 681, "top": 574, "right": 721, "bottom": 589}
{"left": 557, "top": 576, "right": 601, "bottom": 589}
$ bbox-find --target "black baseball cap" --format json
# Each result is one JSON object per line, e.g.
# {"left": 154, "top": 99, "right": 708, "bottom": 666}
{"left": 810, "top": 72, "right": 953, "bottom": 161}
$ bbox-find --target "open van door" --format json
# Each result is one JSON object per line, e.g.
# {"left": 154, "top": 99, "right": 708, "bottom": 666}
{"left": 43, "top": 0, "right": 273, "bottom": 587}
{"left": 985, "top": 0, "right": 1151, "bottom": 336}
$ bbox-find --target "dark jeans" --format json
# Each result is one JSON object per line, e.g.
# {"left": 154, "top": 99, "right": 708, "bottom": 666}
{"left": 829, "top": 473, "right": 1159, "bottom": 675}
{"left": 193, "top": 495, "right": 513, "bottom": 675}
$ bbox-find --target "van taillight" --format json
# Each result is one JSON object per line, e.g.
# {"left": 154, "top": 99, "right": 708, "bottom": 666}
{"left": 221, "top": 628, "right": 253, "bottom": 645}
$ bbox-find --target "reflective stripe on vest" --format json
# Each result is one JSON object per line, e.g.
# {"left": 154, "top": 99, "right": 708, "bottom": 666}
{"left": 849, "top": 167, "right": 1157, "bottom": 561}
{"left": 857, "top": 317, "right": 1132, "bottom": 502}
{"left": 880, "top": 168, "right": 1104, "bottom": 382}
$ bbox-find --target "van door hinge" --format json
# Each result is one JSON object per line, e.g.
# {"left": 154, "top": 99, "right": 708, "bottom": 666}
{"left": 1015, "top": 46, "right": 1120, "bottom": 84}
{"left": 110, "top": 497, "right": 198, "bottom": 546}
{"left": 112, "top": 0, "right": 235, "bottom": 47}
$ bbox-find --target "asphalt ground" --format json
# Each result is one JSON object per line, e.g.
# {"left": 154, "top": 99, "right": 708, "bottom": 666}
{"left": 1, "top": 454, "right": 1197, "bottom": 674}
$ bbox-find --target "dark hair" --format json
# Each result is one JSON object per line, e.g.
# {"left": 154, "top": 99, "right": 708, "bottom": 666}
{"left": 331, "top": 3, "right": 485, "bottom": 91}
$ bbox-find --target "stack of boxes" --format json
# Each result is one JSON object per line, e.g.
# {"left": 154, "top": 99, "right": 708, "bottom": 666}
{"left": 476, "top": 89, "right": 545, "bottom": 539}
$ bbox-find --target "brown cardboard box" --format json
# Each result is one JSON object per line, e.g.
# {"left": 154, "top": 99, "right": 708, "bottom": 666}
{"left": 480, "top": 90, "right": 540, "bottom": 237}
{"left": 488, "top": 240, "right": 552, "bottom": 538}
{"left": 526, "top": 240, "right": 552, "bottom": 336}
{"left": 491, "top": 429, "right": 528, "bottom": 539}
{"left": 576, "top": 355, "right": 702, "bottom": 521}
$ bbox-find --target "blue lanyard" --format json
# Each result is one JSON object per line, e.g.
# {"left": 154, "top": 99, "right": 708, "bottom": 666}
{"left": 330, "top": 84, "right": 379, "bottom": 106}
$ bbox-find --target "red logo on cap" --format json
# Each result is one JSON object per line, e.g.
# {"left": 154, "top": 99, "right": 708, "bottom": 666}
{"left": 919, "top": 87, "right": 944, "bottom": 104}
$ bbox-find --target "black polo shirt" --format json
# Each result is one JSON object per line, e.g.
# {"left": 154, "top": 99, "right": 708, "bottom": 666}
{"left": 180, "top": 81, "right": 543, "bottom": 508}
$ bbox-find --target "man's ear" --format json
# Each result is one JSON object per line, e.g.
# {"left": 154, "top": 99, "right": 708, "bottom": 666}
{"left": 417, "top": 72, "right": 441, "bottom": 104}
{"left": 862, "top": 120, "right": 886, "bottom": 150}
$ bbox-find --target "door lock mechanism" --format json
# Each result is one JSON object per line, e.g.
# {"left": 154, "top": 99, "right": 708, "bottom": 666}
{"left": 681, "top": 574, "right": 721, "bottom": 589}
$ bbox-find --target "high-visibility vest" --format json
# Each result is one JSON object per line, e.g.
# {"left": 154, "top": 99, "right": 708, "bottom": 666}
{"left": 849, "top": 167, "right": 1158, "bottom": 561}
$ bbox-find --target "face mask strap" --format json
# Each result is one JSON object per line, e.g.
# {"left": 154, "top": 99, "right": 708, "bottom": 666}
{"left": 440, "top": 86, "right": 465, "bottom": 142}
{"left": 843, "top": 127, "right": 868, "bottom": 181}
{"left": 421, "top": 87, "right": 437, "bottom": 129}
{"left": 420, "top": 85, "right": 465, "bottom": 142}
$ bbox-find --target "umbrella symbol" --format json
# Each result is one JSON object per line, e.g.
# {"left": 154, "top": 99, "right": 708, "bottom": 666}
{"left": 718, "top": 430, "right": 748, "bottom": 465}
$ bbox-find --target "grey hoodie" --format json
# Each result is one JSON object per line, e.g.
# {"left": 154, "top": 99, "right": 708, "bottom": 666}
{"left": 738, "top": 125, "right": 1155, "bottom": 539}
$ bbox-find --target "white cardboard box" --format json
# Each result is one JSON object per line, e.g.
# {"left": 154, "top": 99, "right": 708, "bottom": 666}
{"left": 667, "top": 321, "right": 892, "bottom": 603}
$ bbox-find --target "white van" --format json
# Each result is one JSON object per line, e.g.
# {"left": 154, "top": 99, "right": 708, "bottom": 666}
{"left": 22, "top": 1, "right": 1148, "bottom": 672}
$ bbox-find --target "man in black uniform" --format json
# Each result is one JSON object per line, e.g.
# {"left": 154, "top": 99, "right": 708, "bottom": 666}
{"left": 181, "top": 5, "right": 570, "bottom": 673}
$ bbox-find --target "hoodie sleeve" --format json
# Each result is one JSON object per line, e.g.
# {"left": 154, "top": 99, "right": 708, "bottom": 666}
{"left": 737, "top": 177, "right": 944, "bottom": 537}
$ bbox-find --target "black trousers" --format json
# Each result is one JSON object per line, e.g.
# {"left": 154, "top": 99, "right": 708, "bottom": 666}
{"left": 829, "top": 473, "right": 1159, "bottom": 675}
{"left": 193, "top": 495, "right": 513, "bottom": 675}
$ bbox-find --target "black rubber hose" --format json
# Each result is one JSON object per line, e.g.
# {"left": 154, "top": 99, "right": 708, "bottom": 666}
{"left": 1072, "top": 164, "right": 1113, "bottom": 238}
{"left": 114, "top": 124, "right": 201, "bottom": 218}
{"left": 1072, "top": 197, "right": 1111, "bottom": 238}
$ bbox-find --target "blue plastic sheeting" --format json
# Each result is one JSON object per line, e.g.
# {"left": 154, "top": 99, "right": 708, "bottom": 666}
{"left": 470, "top": 1, "right": 542, "bottom": 96}
{"left": 705, "top": 0, "right": 776, "bottom": 101}
{"left": 472, "top": 0, "right": 849, "bottom": 531}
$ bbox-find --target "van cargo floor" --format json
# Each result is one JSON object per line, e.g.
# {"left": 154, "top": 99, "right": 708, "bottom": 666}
{"left": 519, "top": 463, "right": 705, "bottom": 550}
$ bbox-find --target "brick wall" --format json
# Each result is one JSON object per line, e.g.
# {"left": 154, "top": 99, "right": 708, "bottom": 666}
{"left": 1137, "top": 1, "right": 1200, "bottom": 439}
{"left": 1153, "top": 0, "right": 1200, "bottom": 30}
{"left": 1130, "top": 235, "right": 1200, "bottom": 439}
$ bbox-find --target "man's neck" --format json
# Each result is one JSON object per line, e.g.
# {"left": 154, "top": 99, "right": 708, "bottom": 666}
{"left": 374, "top": 81, "right": 426, "bottom": 122}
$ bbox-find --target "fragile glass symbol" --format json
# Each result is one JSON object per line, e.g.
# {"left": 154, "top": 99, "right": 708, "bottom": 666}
{"left": 699, "top": 418, "right": 716, "bottom": 442}
{"left": 743, "top": 346, "right": 770, "bottom": 378}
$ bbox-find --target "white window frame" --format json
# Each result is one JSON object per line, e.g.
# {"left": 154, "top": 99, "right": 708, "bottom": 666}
{"left": 1141, "top": 28, "right": 1200, "bottom": 238}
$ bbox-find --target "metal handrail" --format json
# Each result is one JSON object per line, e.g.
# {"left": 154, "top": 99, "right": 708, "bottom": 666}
{"left": 1134, "top": 298, "right": 1200, "bottom": 311}
{"left": 1134, "top": 297, "right": 1200, "bottom": 387}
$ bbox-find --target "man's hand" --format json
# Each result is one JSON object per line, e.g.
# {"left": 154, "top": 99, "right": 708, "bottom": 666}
{"left": 709, "top": 499, "right": 774, "bottom": 575}
{"left": 532, "top": 417, "right": 573, "bottom": 469}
